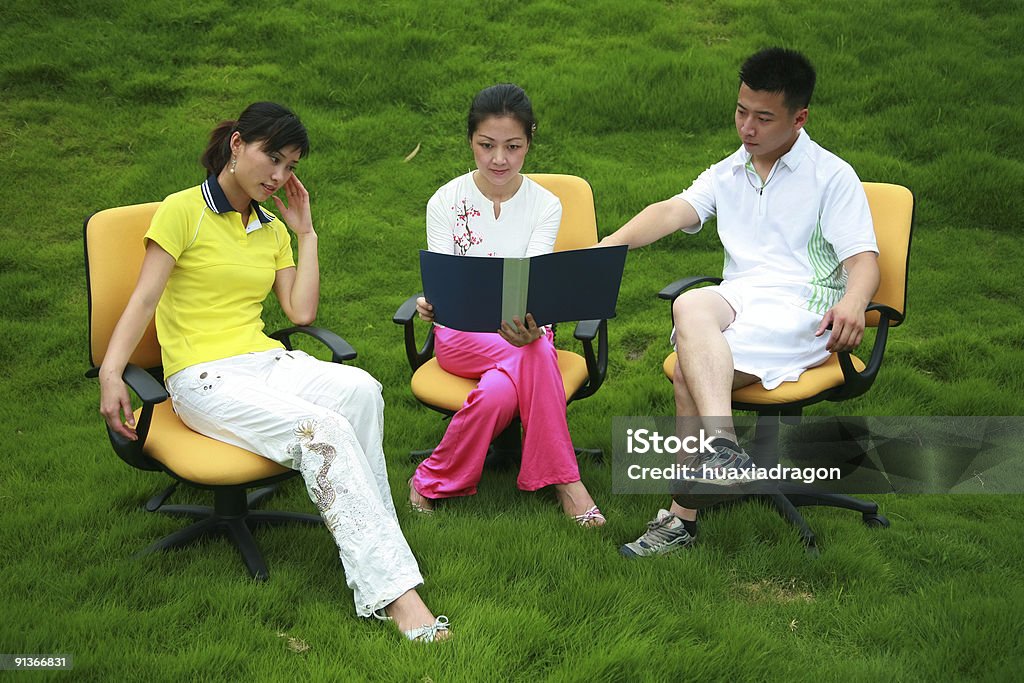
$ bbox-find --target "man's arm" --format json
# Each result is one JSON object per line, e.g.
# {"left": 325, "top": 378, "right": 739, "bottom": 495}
{"left": 599, "top": 197, "right": 701, "bottom": 249}
{"left": 815, "top": 251, "right": 880, "bottom": 352}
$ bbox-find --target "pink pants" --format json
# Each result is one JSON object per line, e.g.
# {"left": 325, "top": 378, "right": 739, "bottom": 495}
{"left": 412, "top": 327, "right": 581, "bottom": 499}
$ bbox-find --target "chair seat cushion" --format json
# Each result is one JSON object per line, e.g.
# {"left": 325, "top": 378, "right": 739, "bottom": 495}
{"left": 662, "top": 352, "right": 866, "bottom": 405}
{"left": 412, "top": 350, "right": 591, "bottom": 413}
{"left": 139, "top": 402, "right": 293, "bottom": 485}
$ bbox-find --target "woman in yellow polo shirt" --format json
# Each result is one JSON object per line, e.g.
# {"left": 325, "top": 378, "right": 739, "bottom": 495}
{"left": 98, "top": 102, "right": 448, "bottom": 643}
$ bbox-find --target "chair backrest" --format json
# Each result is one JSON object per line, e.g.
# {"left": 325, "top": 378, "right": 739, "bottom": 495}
{"left": 862, "top": 182, "right": 914, "bottom": 328}
{"left": 84, "top": 203, "right": 163, "bottom": 370}
{"left": 526, "top": 174, "right": 599, "bottom": 251}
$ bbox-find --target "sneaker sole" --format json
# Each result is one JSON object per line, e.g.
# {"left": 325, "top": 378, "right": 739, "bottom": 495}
{"left": 618, "top": 539, "right": 692, "bottom": 558}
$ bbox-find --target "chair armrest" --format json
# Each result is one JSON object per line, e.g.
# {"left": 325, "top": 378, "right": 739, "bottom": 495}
{"left": 270, "top": 326, "right": 357, "bottom": 363}
{"left": 393, "top": 294, "right": 420, "bottom": 325}
{"left": 573, "top": 318, "right": 600, "bottom": 342}
{"left": 834, "top": 302, "right": 903, "bottom": 400}
{"left": 658, "top": 276, "right": 723, "bottom": 301}
{"left": 121, "top": 363, "right": 170, "bottom": 404}
{"left": 866, "top": 302, "right": 904, "bottom": 325}
{"left": 85, "top": 363, "right": 168, "bottom": 404}
{"left": 392, "top": 293, "right": 435, "bottom": 371}
{"left": 570, "top": 319, "right": 608, "bottom": 401}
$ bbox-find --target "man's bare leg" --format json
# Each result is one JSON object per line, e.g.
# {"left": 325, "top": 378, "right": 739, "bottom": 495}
{"left": 670, "top": 289, "right": 759, "bottom": 521}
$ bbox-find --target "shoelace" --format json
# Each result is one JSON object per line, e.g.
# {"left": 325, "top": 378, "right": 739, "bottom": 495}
{"left": 643, "top": 516, "right": 685, "bottom": 544}
{"left": 697, "top": 446, "right": 743, "bottom": 469}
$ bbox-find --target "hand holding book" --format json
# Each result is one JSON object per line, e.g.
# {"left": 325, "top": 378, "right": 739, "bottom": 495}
{"left": 498, "top": 313, "right": 543, "bottom": 346}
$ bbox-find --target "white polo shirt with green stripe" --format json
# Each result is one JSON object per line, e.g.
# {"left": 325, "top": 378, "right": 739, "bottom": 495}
{"left": 145, "top": 175, "right": 295, "bottom": 378}
{"left": 675, "top": 129, "right": 877, "bottom": 314}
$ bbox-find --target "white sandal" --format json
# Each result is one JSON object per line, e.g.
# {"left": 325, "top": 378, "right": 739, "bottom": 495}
{"left": 373, "top": 609, "right": 450, "bottom": 642}
{"left": 572, "top": 505, "right": 606, "bottom": 527}
{"left": 408, "top": 477, "right": 435, "bottom": 514}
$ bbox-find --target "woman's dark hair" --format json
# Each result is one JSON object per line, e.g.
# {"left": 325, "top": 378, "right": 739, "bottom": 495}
{"left": 200, "top": 102, "right": 310, "bottom": 176}
{"left": 739, "top": 48, "right": 817, "bottom": 112}
{"left": 467, "top": 84, "right": 537, "bottom": 142}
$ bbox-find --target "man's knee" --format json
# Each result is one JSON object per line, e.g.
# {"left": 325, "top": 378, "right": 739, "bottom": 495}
{"left": 672, "top": 290, "right": 734, "bottom": 338}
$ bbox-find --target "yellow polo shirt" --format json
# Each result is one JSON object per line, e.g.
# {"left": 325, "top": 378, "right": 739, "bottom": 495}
{"left": 145, "top": 176, "right": 295, "bottom": 378}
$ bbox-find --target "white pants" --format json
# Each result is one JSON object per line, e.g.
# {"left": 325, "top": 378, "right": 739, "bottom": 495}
{"left": 166, "top": 349, "right": 423, "bottom": 616}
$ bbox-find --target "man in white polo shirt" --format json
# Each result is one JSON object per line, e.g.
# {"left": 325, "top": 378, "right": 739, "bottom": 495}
{"left": 601, "top": 47, "right": 880, "bottom": 557}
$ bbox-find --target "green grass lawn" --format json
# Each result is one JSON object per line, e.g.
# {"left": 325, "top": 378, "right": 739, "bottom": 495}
{"left": 2, "top": 0, "right": 1023, "bottom": 680}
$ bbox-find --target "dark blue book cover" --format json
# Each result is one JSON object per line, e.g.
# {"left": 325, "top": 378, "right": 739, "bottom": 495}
{"left": 420, "top": 245, "right": 627, "bottom": 332}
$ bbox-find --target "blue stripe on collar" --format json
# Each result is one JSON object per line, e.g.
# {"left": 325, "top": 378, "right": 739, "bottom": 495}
{"left": 201, "top": 175, "right": 234, "bottom": 213}
{"left": 202, "top": 175, "right": 276, "bottom": 224}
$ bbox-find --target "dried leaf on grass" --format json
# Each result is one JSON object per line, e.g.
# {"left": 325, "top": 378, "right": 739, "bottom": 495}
{"left": 403, "top": 142, "right": 421, "bottom": 162}
{"left": 739, "top": 578, "right": 814, "bottom": 604}
{"left": 277, "top": 631, "right": 311, "bottom": 653}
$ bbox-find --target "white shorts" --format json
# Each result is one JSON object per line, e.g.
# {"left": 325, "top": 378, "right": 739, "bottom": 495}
{"left": 673, "top": 280, "right": 831, "bottom": 390}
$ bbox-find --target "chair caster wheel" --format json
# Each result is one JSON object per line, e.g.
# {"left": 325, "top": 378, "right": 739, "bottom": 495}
{"left": 863, "top": 513, "right": 890, "bottom": 528}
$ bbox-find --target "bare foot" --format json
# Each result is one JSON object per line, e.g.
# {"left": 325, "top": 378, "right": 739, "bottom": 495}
{"left": 384, "top": 590, "right": 449, "bottom": 642}
{"left": 554, "top": 480, "right": 605, "bottom": 527}
{"left": 408, "top": 477, "right": 434, "bottom": 513}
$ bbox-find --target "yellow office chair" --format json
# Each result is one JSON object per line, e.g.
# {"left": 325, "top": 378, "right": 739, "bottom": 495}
{"left": 85, "top": 203, "right": 357, "bottom": 580}
{"left": 393, "top": 173, "right": 609, "bottom": 463}
{"left": 659, "top": 182, "right": 914, "bottom": 550}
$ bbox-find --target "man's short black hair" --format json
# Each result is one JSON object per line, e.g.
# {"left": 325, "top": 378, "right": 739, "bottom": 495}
{"left": 739, "top": 48, "right": 817, "bottom": 112}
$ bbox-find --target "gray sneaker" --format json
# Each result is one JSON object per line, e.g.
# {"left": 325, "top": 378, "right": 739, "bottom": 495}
{"left": 683, "top": 442, "right": 765, "bottom": 487}
{"left": 619, "top": 509, "right": 694, "bottom": 558}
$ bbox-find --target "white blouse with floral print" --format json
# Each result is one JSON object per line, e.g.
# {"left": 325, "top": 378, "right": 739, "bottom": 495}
{"left": 426, "top": 172, "right": 562, "bottom": 258}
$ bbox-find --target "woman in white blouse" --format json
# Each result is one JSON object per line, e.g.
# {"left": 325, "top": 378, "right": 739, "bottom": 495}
{"left": 409, "top": 84, "right": 605, "bottom": 527}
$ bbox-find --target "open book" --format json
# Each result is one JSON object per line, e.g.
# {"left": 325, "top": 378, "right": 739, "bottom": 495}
{"left": 420, "top": 245, "right": 628, "bottom": 332}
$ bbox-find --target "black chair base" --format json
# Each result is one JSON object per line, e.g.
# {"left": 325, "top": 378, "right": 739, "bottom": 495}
{"left": 769, "top": 490, "right": 889, "bottom": 555}
{"left": 137, "top": 484, "right": 322, "bottom": 581}
{"left": 742, "top": 415, "right": 889, "bottom": 553}
{"left": 713, "top": 490, "right": 889, "bottom": 556}
{"left": 673, "top": 475, "right": 889, "bottom": 555}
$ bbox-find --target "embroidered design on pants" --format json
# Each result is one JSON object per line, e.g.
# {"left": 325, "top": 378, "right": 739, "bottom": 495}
{"left": 294, "top": 419, "right": 337, "bottom": 512}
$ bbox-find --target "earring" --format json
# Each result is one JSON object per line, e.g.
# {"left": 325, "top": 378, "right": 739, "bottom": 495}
{"left": 230, "top": 157, "right": 237, "bottom": 174}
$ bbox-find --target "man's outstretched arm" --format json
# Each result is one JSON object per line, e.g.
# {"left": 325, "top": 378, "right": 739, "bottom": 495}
{"left": 600, "top": 197, "right": 701, "bottom": 249}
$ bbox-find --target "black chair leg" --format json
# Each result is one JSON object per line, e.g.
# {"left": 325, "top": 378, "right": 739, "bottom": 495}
{"left": 574, "top": 446, "right": 604, "bottom": 464}
{"left": 484, "top": 423, "right": 523, "bottom": 470}
{"left": 223, "top": 517, "right": 270, "bottom": 581}
{"left": 246, "top": 485, "right": 279, "bottom": 508}
{"left": 145, "top": 483, "right": 179, "bottom": 512}
{"left": 154, "top": 504, "right": 214, "bottom": 520}
{"left": 778, "top": 488, "right": 891, "bottom": 528}
{"left": 766, "top": 493, "right": 819, "bottom": 555}
{"left": 138, "top": 516, "right": 219, "bottom": 555}
{"left": 410, "top": 448, "right": 435, "bottom": 463}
